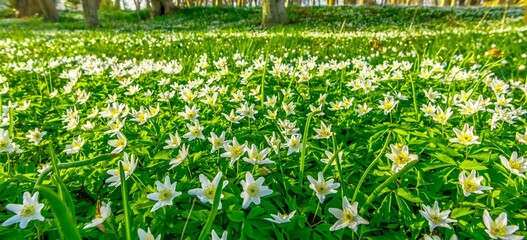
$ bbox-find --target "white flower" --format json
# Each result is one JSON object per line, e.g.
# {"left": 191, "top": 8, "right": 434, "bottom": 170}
{"left": 108, "top": 132, "right": 127, "bottom": 154}
{"left": 183, "top": 121, "right": 205, "bottom": 141}
{"left": 211, "top": 230, "right": 228, "bottom": 240}
{"left": 243, "top": 144, "right": 273, "bottom": 165}
{"left": 138, "top": 227, "right": 161, "bottom": 240}
{"left": 26, "top": 128, "right": 47, "bottom": 145}
{"left": 63, "top": 135, "right": 84, "bottom": 154}
{"left": 313, "top": 122, "right": 333, "bottom": 139}
{"left": 459, "top": 170, "right": 493, "bottom": 197}
{"left": 483, "top": 210, "right": 522, "bottom": 240}
{"left": 221, "top": 137, "right": 246, "bottom": 166}
{"left": 282, "top": 134, "right": 302, "bottom": 155}
{"left": 419, "top": 201, "right": 457, "bottom": 232}
{"left": 105, "top": 153, "right": 137, "bottom": 187}
{"left": 146, "top": 176, "right": 182, "bottom": 212}
{"left": 265, "top": 132, "right": 281, "bottom": 154}
{"left": 516, "top": 127, "right": 527, "bottom": 144}
{"left": 82, "top": 121, "right": 95, "bottom": 131}
{"left": 178, "top": 104, "right": 199, "bottom": 122}
{"left": 84, "top": 202, "right": 111, "bottom": 229}
{"left": 307, "top": 172, "right": 340, "bottom": 203}
{"left": 320, "top": 150, "right": 342, "bottom": 166}
{"left": 208, "top": 131, "right": 229, "bottom": 153}
{"left": 329, "top": 198, "right": 369, "bottom": 232}
{"left": 356, "top": 103, "right": 372, "bottom": 116}
{"left": 240, "top": 172, "right": 272, "bottom": 209}
{"left": 0, "top": 128, "right": 14, "bottom": 153}
{"left": 378, "top": 95, "right": 398, "bottom": 115}
{"left": 449, "top": 123, "right": 481, "bottom": 145}
{"left": 385, "top": 144, "right": 418, "bottom": 172}
{"left": 164, "top": 132, "right": 182, "bottom": 149}
{"left": 499, "top": 152, "right": 527, "bottom": 178}
{"left": 431, "top": 107, "right": 453, "bottom": 125}
{"left": 130, "top": 106, "right": 150, "bottom": 125}
{"left": 168, "top": 144, "right": 189, "bottom": 169}
{"left": 188, "top": 172, "right": 228, "bottom": 209}
{"left": 265, "top": 210, "right": 296, "bottom": 224}
{"left": 2, "top": 192, "right": 45, "bottom": 229}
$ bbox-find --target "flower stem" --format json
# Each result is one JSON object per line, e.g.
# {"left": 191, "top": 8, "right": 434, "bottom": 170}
{"left": 119, "top": 162, "right": 133, "bottom": 240}
{"left": 197, "top": 176, "right": 224, "bottom": 240}
{"left": 359, "top": 160, "right": 418, "bottom": 215}
{"left": 34, "top": 154, "right": 117, "bottom": 190}
{"left": 351, "top": 130, "right": 391, "bottom": 203}
{"left": 299, "top": 111, "right": 319, "bottom": 189}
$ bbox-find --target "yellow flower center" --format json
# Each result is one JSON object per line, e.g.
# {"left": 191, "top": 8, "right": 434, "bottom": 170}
{"left": 436, "top": 113, "right": 447, "bottom": 122}
{"left": 213, "top": 139, "right": 222, "bottom": 147}
{"left": 383, "top": 102, "right": 393, "bottom": 110}
{"left": 249, "top": 153, "right": 263, "bottom": 162}
{"left": 320, "top": 129, "right": 331, "bottom": 138}
{"left": 394, "top": 152, "right": 409, "bottom": 165}
{"left": 290, "top": 139, "right": 299, "bottom": 148}
{"left": 231, "top": 146, "right": 243, "bottom": 158}
{"left": 158, "top": 189, "right": 172, "bottom": 201}
{"left": 203, "top": 184, "right": 216, "bottom": 200}
{"left": 342, "top": 210, "right": 355, "bottom": 224}
{"left": 20, "top": 205, "right": 35, "bottom": 217}
{"left": 246, "top": 183, "right": 260, "bottom": 198}
{"left": 509, "top": 160, "right": 522, "bottom": 172}
{"left": 490, "top": 222, "right": 508, "bottom": 237}
{"left": 430, "top": 213, "right": 442, "bottom": 223}
{"left": 315, "top": 182, "right": 329, "bottom": 195}
{"left": 459, "top": 133, "right": 473, "bottom": 143}
{"left": 463, "top": 179, "right": 478, "bottom": 192}
{"left": 116, "top": 139, "right": 126, "bottom": 147}
{"left": 0, "top": 139, "right": 9, "bottom": 149}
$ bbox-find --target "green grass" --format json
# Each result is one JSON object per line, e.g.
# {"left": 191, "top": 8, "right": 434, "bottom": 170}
{"left": 0, "top": 5, "right": 526, "bottom": 240}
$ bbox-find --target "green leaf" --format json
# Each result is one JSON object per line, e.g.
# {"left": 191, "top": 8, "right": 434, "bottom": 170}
{"left": 439, "top": 144, "right": 463, "bottom": 158}
{"left": 451, "top": 207, "right": 474, "bottom": 219}
{"left": 247, "top": 206, "right": 265, "bottom": 219}
{"left": 396, "top": 188, "right": 422, "bottom": 203}
{"left": 227, "top": 210, "right": 245, "bottom": 223}
{"left": 432, "top": 153, "right": 457, "bottom": 166}
{"left": 35, "top": 186, "right": 81, "bottom": 240}
{"left": 459, "top": 160, "right": 487, "bottom": 171}
{"left": 153, "top": 151, "right": 171, "bottom": 160}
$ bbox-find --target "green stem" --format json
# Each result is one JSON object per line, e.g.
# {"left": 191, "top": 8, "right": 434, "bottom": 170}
{"left": 409, "top": 73, "right": 420, "bottom": 122}
{"left": 119, "top": 162, "right": 132, "bottom": 240}
{"left": 351, "top": 130, "right": 391, "bottom": 203}
{"left": 197, "top": 176, "right": 224, "bottom": 240}
{"left": 359, "top": 160, "right": 418, "bottom": 215}
{"left": 34, "top": 154, "right": 117, "bottom": 190}
{"left": 299, "top": 111, "right": 319, "bottom": 189}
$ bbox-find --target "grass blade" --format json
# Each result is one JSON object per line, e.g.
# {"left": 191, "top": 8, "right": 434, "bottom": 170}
{"left": 35, "top": 186, "right": 81, "bottom": 240}
{"left": 119, "top": 162, "right": 132, "bottom": 240}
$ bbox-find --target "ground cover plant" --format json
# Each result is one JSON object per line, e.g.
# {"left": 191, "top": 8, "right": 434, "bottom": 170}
{"left": 0, "top": 6, "right": 526, "bottom": 240}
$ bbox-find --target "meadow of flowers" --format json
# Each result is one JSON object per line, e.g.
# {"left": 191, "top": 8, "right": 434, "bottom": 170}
{"left": 0, "top": 7, "right": 526, "bottom": 240}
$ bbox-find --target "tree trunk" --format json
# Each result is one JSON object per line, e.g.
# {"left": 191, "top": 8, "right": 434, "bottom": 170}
{"left": 262, "top": 0, "right": 288, "bottom": 27}
{"left": 82, "top": 0, "right": 100, "bottom": 27}
{"left": 37, "top": 0, "right": 58, "bottom": 21}
{"left": 114, "top": 0, "right": 120, "bottom": 8}
{"left": 151, "top": 0, "right": 176, "bottom": 17}
{"left": 15, "top": 0, "right": 41, "bottom": 18}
